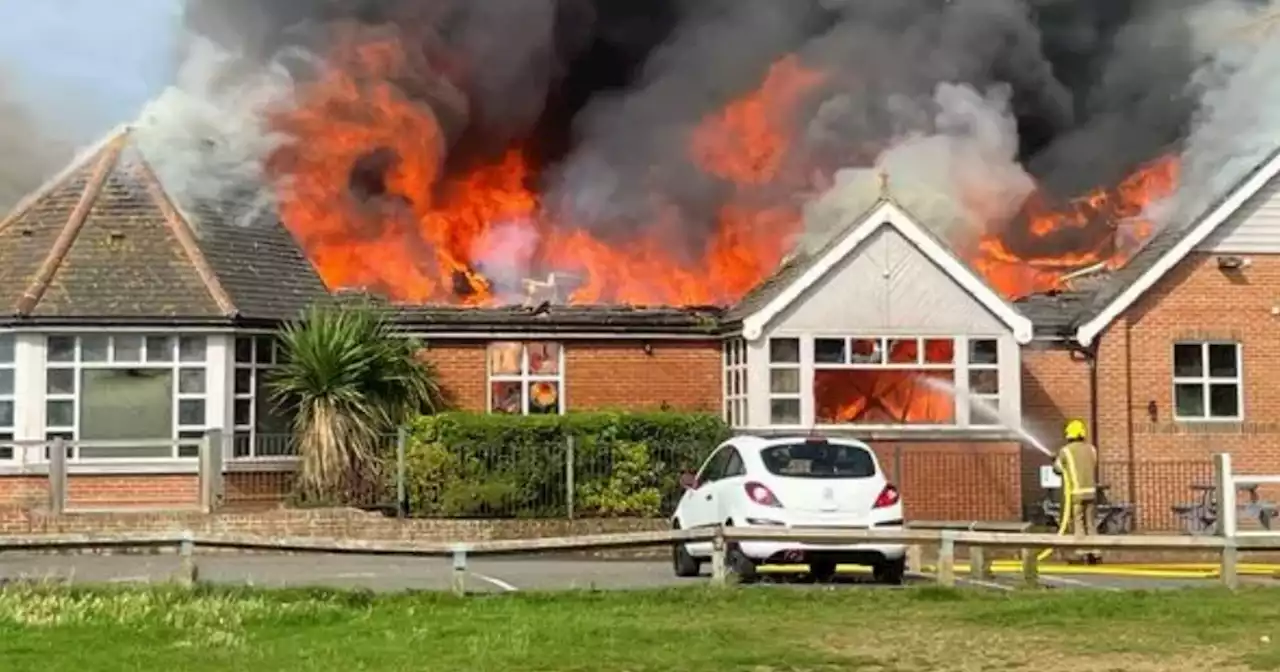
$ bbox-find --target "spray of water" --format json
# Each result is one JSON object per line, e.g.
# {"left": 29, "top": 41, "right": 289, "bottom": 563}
{"left": 921, "top": 377, "right": 1053, "bottom": 457}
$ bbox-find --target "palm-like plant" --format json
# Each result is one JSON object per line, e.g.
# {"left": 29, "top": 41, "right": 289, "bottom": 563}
{"left": 268, "top": 301, "right": 444, "bottom": 499}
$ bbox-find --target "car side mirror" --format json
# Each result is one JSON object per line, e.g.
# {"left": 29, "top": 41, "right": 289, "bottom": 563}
{"left": 679, "top": 472, "right": 698, "bottom": 491}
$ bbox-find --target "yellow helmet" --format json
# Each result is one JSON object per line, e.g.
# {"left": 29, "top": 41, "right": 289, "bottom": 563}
{"left": 1064, "top": 419, "right": 1087, "bottom": 441}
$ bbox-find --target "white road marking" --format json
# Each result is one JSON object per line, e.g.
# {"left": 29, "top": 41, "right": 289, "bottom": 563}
{"left": 959, "top": 577, "right": 1014, "bottom": 592}
{"left": 472, "top": 573, "right": 519, "bottom": 592}
{"left": 1039, "top": 575, "right": 1118, "bottom": 591}
{"left": 333, "top": 572, "right": 378, "bottom": 579}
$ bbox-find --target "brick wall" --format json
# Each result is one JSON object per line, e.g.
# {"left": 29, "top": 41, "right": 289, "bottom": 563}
{"left": 419, "top": 338, "right": 721, "bottom": 412}
{"left": 871, "top": 441, "right": 1022, "bottom": 522}
{"left": 0, "top": 475, "right": 197, "bottom": 510}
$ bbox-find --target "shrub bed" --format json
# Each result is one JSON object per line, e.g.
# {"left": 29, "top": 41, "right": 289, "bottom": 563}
{"left": 403, "top": 412, "right": 728, "bottom": 518}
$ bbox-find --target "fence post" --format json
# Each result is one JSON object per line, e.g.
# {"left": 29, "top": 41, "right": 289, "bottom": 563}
{"left": 451, "top": 545, "right": 468, "bottom": 596}
{"left": 969, "top": 546, "right": 990, "bottom": 581}
{"left": 936, "top": 530, "right": 956, "bottom": 587}
{"left": 710, "top": 529, "right": 727, "bottom": 587}
{"left": 1213, "top": 453, "right": 1239, "bottom": 589}
{"left": 176, "top": 530, "right": 197, "bottom": 587}
{"left": 396, "top": 426, "right": 408, "bottom": 518}
{"left": 199, "top": 429, "right": 224, "bottom": 514}
{"left": 1020, "top": 548, "right": 1039, "bottom": 588}
{"left": 565, "top": 435, "right": 576, "bottom": 521}
{"left": 48, "top": 436, "right": 66, "bottom": 515}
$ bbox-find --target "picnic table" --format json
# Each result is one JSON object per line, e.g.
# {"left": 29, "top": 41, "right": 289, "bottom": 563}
{"left": 1039, "top": 484, "right": 1135, "bottom": 534}
{"left": 1172, "top": 482, "right": 1277, "bottom": 535}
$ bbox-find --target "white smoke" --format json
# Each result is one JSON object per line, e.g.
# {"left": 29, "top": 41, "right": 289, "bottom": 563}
{"left": 131, "top": 36, "right": 294, "bottom": 226}
{"left": 802, "top": 82, "right": 1032, "bottom": 251}
{"left": 471, "top": 218, "right": 542, "bottom": 299}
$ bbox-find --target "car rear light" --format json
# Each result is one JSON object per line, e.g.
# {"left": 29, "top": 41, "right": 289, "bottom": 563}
{"left": 873, "top": 484, "right": 900, "bottom": 509}
{"left": 745, "top": 481, "right": 783, "bottom": 508}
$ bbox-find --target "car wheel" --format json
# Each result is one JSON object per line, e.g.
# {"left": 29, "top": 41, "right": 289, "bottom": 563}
{"left": 809, "top": 561, "right": 838, "bottom": 583}
{"left": 873, "top": 558, "right": 906, "bottom": 586}
{"left": 671, "top": 521, "right": 702, "bottom": 578}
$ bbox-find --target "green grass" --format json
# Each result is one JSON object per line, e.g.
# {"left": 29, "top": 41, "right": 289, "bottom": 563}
{"left": 0, "top": 584, "right": 1278, "bottom": 671}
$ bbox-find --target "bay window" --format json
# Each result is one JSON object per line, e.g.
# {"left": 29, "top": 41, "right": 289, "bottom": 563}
{"left": 768, "top": 338, "right": 801, "bottom": 425}
{"left": 723, "top": 339, "right": 748, "bottom": 427}
{"left": 233, "top": 335, "right": 295, "bottom": 458}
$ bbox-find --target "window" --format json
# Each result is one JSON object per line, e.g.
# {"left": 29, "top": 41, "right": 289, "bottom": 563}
{"left": 696, "top": 445, "right": 737, "bottom": 486}
{"left": 967, "top": 339, "right": 1001, "bottom": 426}
{"left": 233, "top": 335, "right": 295, "bottom": 458}
{"left": 487, "top": 342, "right": 564, "bottom": 415}
{"left": 0, "top": 333, "right": 14, "bottom": 460}
{"left": 723, "top": 339, "right": 748, "bottom": 427}
{"left": 760, "top": 441, "right": 876, "bottom": 479}
{"left": 1173, "top": 342, "right": 1242, "bottom": 421}
{"left": 812, "top": 337, "right": 956, "bottom": 425}
{"left": 43, "top": 334, "right": 209, "bottom": 459}
{"left": 768, "top": 338, "right": 801, "bottom": 425}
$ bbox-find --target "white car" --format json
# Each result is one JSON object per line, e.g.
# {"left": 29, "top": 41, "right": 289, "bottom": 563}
{"left": 671, "top": 435, "right": 907, "bottom": 584}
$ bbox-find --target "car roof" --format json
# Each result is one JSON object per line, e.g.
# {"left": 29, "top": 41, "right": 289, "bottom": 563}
{"left": 727, "top": 435, "right": 873, "bottom": 454}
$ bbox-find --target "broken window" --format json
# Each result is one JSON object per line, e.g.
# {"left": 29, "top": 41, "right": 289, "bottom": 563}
{"left": 487, "top": 342, "right": 564, "bottom": 416}
{"left": 811, "top": 337, "right": 957, "bottom": 426}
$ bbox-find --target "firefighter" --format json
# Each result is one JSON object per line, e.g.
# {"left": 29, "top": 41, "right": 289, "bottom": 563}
{"left": 1055, "top": 419, "right": 1100, "bottom": 562}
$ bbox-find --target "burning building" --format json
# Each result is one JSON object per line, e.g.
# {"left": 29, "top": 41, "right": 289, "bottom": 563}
{"left": 1, "top": 0, "right": 1280, "bottom": 524}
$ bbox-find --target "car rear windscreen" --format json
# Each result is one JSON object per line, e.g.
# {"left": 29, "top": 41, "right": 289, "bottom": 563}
{"left": 760, "top": 442, "right": 876, "bottom": 479}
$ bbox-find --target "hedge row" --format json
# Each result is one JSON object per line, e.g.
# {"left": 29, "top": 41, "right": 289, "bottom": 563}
{"left": 403, "top": 412, "right": 729, "bottom": 518}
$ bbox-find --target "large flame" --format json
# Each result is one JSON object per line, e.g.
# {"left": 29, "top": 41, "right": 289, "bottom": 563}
{"left": 267, "top": 28, "right": 1183, "bottom": 422}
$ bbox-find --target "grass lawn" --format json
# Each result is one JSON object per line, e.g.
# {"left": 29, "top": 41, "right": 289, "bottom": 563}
{"left": 1, "top": 584, "right": 1278, "bottom": 671}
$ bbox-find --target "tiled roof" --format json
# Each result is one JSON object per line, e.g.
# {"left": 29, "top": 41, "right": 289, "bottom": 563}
{"left": 0, "top": 126, "right": 329, "bottom": 325}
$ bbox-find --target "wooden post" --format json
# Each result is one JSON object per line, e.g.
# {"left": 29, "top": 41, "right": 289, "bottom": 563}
{"left": 565, "top": 436, "right": 576, "bottom": 520}
{"left": 1221, "top": 537, "right": 1240, "bottom": 590}
{"left": 1213, "top": 453, "right": 1240, "bottom": 590}
{"left": 48, "top": 436, "right": 67, "bottom": 515}
{"left": 1021, "top": 548, "right": 1039, "bottom": 588}
{"left": 710, "top": 530, "right": 727, "bottom": 587}
{"left": 906, "top": 544, "right": 924, "bottom": 573}
{"left": 936, "top": 530, "right": 956, "bottom": 587}
{"left": 451, "top": 546, "right": 468, "bottom": 596}
{"left": 199, "top": 429, "right": 224, "bottom": 514}
{"left": 969, "top": 546, "right": 990, "bottom": 581}
{"left": 396, "top": 426, "right": 408, "bottom": 518}
{"left": 176, "top": 530, "right": 197, "bottom": 587}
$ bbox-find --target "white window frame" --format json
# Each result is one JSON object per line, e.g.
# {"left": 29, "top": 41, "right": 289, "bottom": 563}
{"left": 722, "top": 338, "right": 748, "bottom": 427}
{"left": 1172, "top": 341, "right": 1243, "bottom": 422}
{"left": 485, "top": 342, "right": 567, "bottom": 415}
{"left": 767, "top": 338, "right": 803, "bottom": 427}
{"left": 966, "top": 338, "right": 1001, "bottom": 428}
{"left": 42, "top": 334, "right": 209, "bottom": 460}
{"left": 232, "top": 334, "right": 294, "bottom": 459}
{"left": 0, "top": 332, "right": 14, "bottom": 462}
{"left": 809, "top": 336, "right": 958, "bottom": 427}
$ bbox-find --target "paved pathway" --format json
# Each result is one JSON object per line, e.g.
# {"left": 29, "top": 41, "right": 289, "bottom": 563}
{"left": 0, "top": 553, "right": 1269, "bottom": 593}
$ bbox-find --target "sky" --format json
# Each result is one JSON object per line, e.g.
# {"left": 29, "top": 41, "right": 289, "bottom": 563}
{"left": 0, "top": 0, "right": 182, "bottom": 144}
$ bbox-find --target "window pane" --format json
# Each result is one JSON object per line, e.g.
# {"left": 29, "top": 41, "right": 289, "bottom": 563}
{"left": 730, "top": 371, "right": 740, "bottom": 396}
{"left": 234, "top": 399, "right": 252, "bottom": 427}
{"left": 887, "top": 339, "right": 919, "bottom": 364}
{"left": 177, "top": 430, "right": 203, "bottom": 458}
{"left": 528, "top": 342, "right": 560, "bottom": 375}
{"left": 1209, "top": 384, "right": 1240, "bottom": 419}
{"left": 46, "top": 368, "right": 75, "bottom": 395}
{"left": 0, "top": 400, "right": 12, "bottom": 427}
{"left": 0, "top": 431, "right": 11, "bottom": 461}
{"left": 528, "top": 381, "right": 560, "bottom": 415}
{"left": 969, "top": 396, "right": 1001, "bottom": 425}
{"left": 969, "top": 369, "right": 1000, "bottom": 396}
{"left": 1208, "top": 344, "right": 1238, "bottom": 378}
{"left": 0, "top": 334, "right": 12, "bottom": 364}
{"left": 738, "top": 370, "right": 747, "bottom": 396}
{"left": 924, "top": 339, "right": 955, "bottom": 364}
{"left": 80, "top": 369, "right": 173, "bottom": 440}
{"left": 48, "top": 336, "right": 75, "bottom": 363}
{"left": 0, "top": 368, "right": 11, "bottom": 396}
{"left": 725, "top": 374, "right": 732, "bottom": 397}
{"left": 233, "top": 431, "right": 253, "bottom": 458}
{"left": 770, "top": 368, "right": 800, "bottom": 394}
{"left": 81, "top": 335, "right": 109, "bottom": 362}
{"left": 79, "top": 444, "right": 174, "bottom": 460}
{"left": 179, "top": 368, "right": 206, "bottom": 395}
{"left": 234, "top": 368, "right": 252, "bottom": 395}
{"left": 113, "top": 335, "right": 143, "bottom": 362}
{"left": 46, "top": 400, "right": 75, "bottom": 427}
{"left": 1173, "top": 343, "right": 1203, "bottom": 378}
{"left": 254, "top": 378, "right": 292, "bottom": 434}
{"left": 179, "top": 336, "right": 207, "bottom": 363}
{"left": 814, "top": 338, "right": 847, "bottom": 364}
{"left": 851, "top": 339, "right": 883, "bottom": 365}
{"left": 815, "top": 370, "right": 956, "bottom": 425}
{"left": 234, "top": 338, "right": 253, "bottom": 363}
{"left": 490, "top": 381, "right": 523, "bottom": 414}
{"left": 1174, "top": 383, "right": 1205, "bottom": 418}
{"left": 488, "top": 342, "right": 523, "bottom": 376}
{"left": 769, "top": 338, "right": 800, "bottom": 364}
{"left": 969, "top": 339, "right": 999, "bottom": 365}
{"left": 273, "top": 339, "right": 290, "bottom": 365}
{"left": 145, "top": 336, "right": 173, "bottom": 362}
{"left": 770, "top": 398, "right": 801, "bottom": 425}
{"left": 179, "top": 399, "right": 206, "bottom": 427}
{"left": 254, "top": 336, "right": 274, "bottom": 364}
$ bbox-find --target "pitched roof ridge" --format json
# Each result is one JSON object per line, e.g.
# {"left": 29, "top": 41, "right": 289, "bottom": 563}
{"left": 131, "top": 152, "right": 239, "bottom": 318}
{"left": 0, "top": 124, "right": 134, "bottom": 237}
{"left": 15, "top": 132, "right": 130, "bottom": 316}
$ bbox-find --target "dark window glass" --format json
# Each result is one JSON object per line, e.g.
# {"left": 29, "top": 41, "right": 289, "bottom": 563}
{"left": 760, "top": 442, "right": 876, "bottom": 479}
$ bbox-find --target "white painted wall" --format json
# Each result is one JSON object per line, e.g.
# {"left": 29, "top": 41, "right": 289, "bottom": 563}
{"left": 1198, "top": 175, "right": 1280, "bottom": 253}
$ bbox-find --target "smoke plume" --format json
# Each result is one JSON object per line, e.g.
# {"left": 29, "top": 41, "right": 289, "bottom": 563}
{"left": 0, "top": 68, "right": 70, "bottom": 212}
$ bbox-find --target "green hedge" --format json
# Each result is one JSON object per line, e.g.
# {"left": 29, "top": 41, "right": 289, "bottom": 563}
{"left": 403, "top": 412, "right": 729, "bottom": 519}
